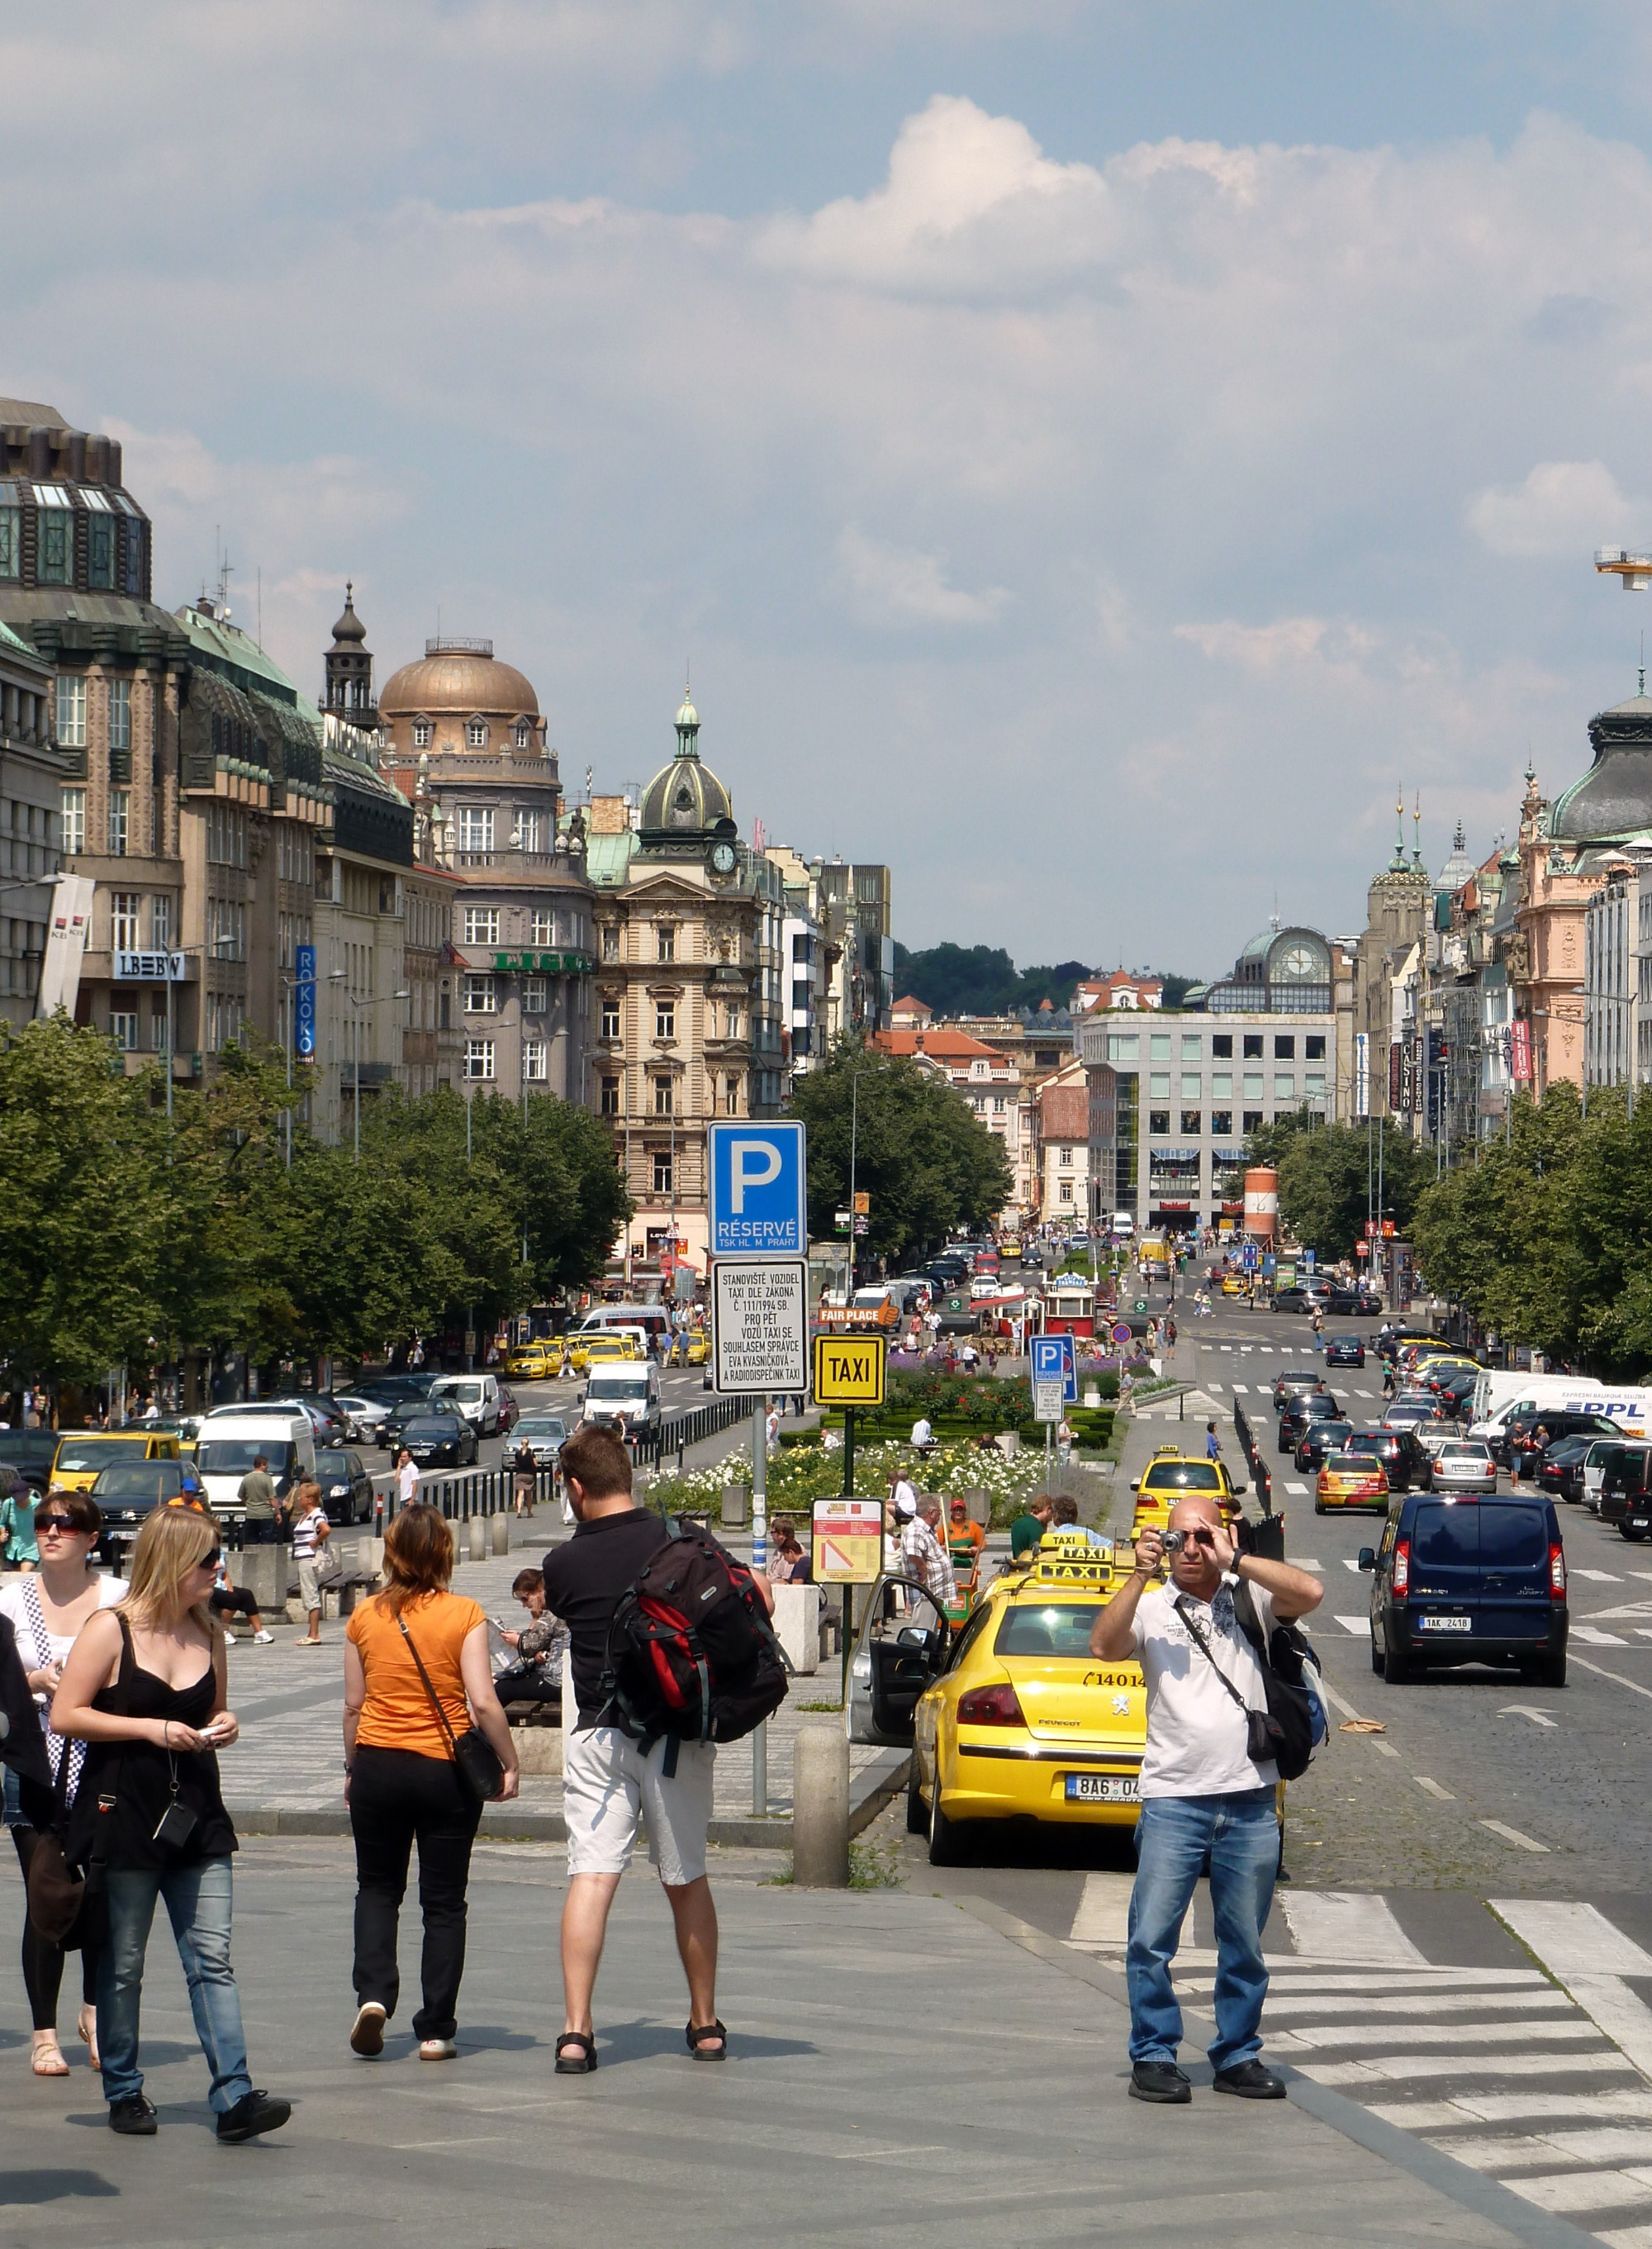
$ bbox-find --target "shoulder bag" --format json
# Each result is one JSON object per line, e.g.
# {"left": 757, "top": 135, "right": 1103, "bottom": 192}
{"left": 396, "top": 1612, "right": 506, "bottom": 1806}
{"left": 1174, "top": 1583, "right": 1315, "bottom": 1782}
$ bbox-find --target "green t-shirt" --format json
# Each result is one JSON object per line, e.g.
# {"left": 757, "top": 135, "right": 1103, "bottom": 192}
{"left": 1009, "top": 1511, "right": 1047, "bottom": 1558}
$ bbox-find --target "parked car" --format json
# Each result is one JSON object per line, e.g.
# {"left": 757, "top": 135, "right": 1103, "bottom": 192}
{"left": 496, "top": 1383, "right": 519, "bottom": 1435}
{"left": 399, "top": 1414, "right": 478, "bottom": 1469}
{"left": 0, "top": 1429, "right": 67, "bottom": 1501}
{"left": 1273, "top": 1288, "right": 1314, "bottom": 1314}
{"left": 1324, "top": 1334, "right": 1366, "bottom": 1368}
{"left": 1323, "top": 1288, "right": 1381, "bottom": 1316}
{"left": 314, "top": 1446, "right": 376, "bottom": 1524}
{"left": 1496, "top": 1409, "right": 1624, "bottom": 1470}
{"left": 1534, "top": 1435, "right": 1597, "bottom": 1507}
{"left": 512, "top": 1414, "right": 569, "bottom": 1468}
{"left": 89, "top": 1460, "right": 208, "bottom": 1559}
{"left": 53, "top": 1432, "right": 183, "bottom": 1495}
{"left": 1585, "top": 1438, "right": 1650, "bottom": 1516}
{"left": 1600, "top": 1447, "right": 1652, "bottom": 1539}
{"left": 506, "top": 1342, "right": 553, "bottom": 1380}
{"left": 1360, "top": 1491, "right": 1567, "bottom": 1686}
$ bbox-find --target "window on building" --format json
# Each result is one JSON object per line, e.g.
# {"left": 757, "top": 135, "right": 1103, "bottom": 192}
{"left": 38, "top": 502, "right": 72, "bottom": 586}
{"left": 1304, "top": 1072, "right": 1326, "bottom": 1098}
{"left": 1274, "top": 1035, "right": 1295, "bottom": 1059}
{"left": 1059, "top": 1179, "right": 1073, "bottom": 1204}
{"left": 655, "top": 1000, "right": 675, "bottom": 1040}
{"left": 1149, "top": 1072, "right": 1170, "bottom": 1099}
{"left": 1242, "top": 1109, "right": 1264, "bottom": 1132}
{"left": 1106, "top": 1031, "right": 1140, "bottom": 1063}
{"left": 657, "top": 925, "right": 675, "bottom": 963}
{"left": 1180, "top": 1072, "right": 1200, "bottom": 1099}
{"left": 515, "top": 720, "right": 533, "bottom": 749}
{"left": 1305, "top": 1034, "right": 1326, "bottom": 1061}
{"left": 725, "top": 1006, "right": 741, "bottom": 1040}
{"left": 992, "top": 1096, "right": 1006, "bottom": 1115}
{"left": 512, "top": 809, "right": 542, "bottom": 853}
{"left": 1059, "top": 1146, "right": 1073, "bottom": 1165}
{"left": 150, "top": 1006, "right": 167, "bottom": 1052}
{"left": 465, "top": 719, "right": 487, "bottom": 749}
{"left": 151, "top": 895, "right": 171, "bottom": 949}
{"left": 1150, "top": 1033, "right": 1171, "bottom": 1061}
{"left": 1212, "top": 1072, "right": 1234, "bottom": 1098}
{"left": 1210, "top": 1110, "right": 1232, "bottom": 1134}
{"left": 1181, "top": 1034, "right": 1202, "bottom": 1060}
{"left": 464, "top": 974, "right": 496, "bottom": 1015}
{"left": 1242, "top": 1072, "right": 1264, "bottom": 1099}
{"left": 1149, "top": 1109, "right": 1170, "bottom": 1135}
{"left": 88, "top": 512, "right": 114, "bottom": 589}
{"left": 1212, "top": 1034, "right": 1233, "bottom": 1058}
{"left": 653, "top": 1075, "right": 673, "bottom": 1116}
{"left": 122, "top": 518, "right": 145, "bottom": 596}
{"left": 107, "top": 677, "right": 132, "bottom": 754}
{"left": 601, "top": 996, "right": 621, "bottom": 1039}
{"left": 601, "top": 923, "right": 619, "bottom": 961}
{"left": 520, "top": 909, "right": 548, "bottom": 949}
{"left": 971, "top": 1058, "right": 989, "bottom": 1077}
{"left": 107, "top": 789, "right": 130, "bottom": 856}
{"left": 110, "top": 1010, "right": 138, "bottom": 1052}
{"left": 464, "top": 1039, "right": 495, "bottom": 1080}
{"left": 1181, "top": 1110, "right": 1202, "bottom": 1134}
{"left": 1243, "top": 1034, "right": 1263, "bottom": 1059}
{"left": 456, "top": 807, "right": 493, "bottom": 853}
{"left": 653, "top": 1150, "right": 673, "bottom": 1195}
{"left": 523, "top": 1039, "right": 547, "bottom": 1082}
{"left": 0, "top": 506, "right": 17, "bottom": 580}
{"left": 61, "top": 788, "right": 85, "bottom": 855}
{"left": 412, "top": 720, "right": 432, "bottom": 749}
{"left": 523, "top": 976, "right": 547, "bottom": 1015}
{"left": 1274, "top": 1072, "right": 1295, "bottom": 1099}
{"left": 463, "top": 906, "right": 499, "bottom": 947}
{"left": 724, "top": 1074, "right": 739, "bottom": 1115}
{"left": 111, "top": 892, "right": 140, "bottom": 951}
{"left": 56, "top": 676, "right": 87, "bottom": 749}
{"left": 600, "top": 1075, "right": 620, "bottom": 1116}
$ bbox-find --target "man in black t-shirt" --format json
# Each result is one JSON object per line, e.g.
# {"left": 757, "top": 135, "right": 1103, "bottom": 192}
{"left": 540, "top": 1425, "right": 771, "bottom": 2073}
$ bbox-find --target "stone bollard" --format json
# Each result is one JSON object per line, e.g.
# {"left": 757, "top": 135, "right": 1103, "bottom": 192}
{"left": 491, "top": 1513, "right": 510, "bottom": 1557}
{"left": 468, "top": 1515, "right": 487, "bottom": 1563}
{"left": 791, "top": 1723, "right": 850, "bottom": 1887}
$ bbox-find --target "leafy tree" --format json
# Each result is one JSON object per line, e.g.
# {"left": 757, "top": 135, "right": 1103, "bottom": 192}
{"left": 787, "top": 1039, "right": 1014, "bottom": 1265}
{"left": 1245, "top": 1115, "right": 1436, "bottom": 1261}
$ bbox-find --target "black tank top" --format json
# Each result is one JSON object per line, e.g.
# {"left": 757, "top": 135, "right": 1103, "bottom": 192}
{"left": 69, "top": 1616, "right": 237, "bottom": 1869}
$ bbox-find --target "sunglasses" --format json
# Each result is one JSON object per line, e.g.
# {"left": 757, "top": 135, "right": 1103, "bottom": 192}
{"left": 35, "top": 1517, "right": 83, "bottom": 1537}
{"left": 193, "top": 1548, "right": 223, "bottom": 1571}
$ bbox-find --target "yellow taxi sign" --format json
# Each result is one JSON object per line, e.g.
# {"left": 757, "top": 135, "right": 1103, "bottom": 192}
{"left": 812, "top": 1332, "right": 885, "bottom": 1406}
{"left": 1031, "top": 1531, "right": 1116, "bottom": 1586}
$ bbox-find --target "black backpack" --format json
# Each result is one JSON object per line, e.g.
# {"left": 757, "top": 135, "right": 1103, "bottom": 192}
{"left": 1231, "top": 1579, "right": 1322, "bottom": 1781}
{"left": 597, "top": 1517, "right": 790, "bottom": 1773}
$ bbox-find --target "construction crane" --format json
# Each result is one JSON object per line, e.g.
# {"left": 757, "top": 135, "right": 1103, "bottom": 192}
{"left": 1596, "top": 548, "right": 1652, "bottom": 591}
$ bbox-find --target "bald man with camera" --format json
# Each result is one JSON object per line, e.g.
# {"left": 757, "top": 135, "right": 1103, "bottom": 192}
{"left": 1091, "top": 1496, "right": 1322, "bottom": 2105}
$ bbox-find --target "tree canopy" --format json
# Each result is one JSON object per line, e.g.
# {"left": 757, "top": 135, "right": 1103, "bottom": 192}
{"left": 891, "top": 942, "right": 1090, "bottom": 1016}
{"left": 1243, "top": 1111, "right": 1436, "bottom": 1262}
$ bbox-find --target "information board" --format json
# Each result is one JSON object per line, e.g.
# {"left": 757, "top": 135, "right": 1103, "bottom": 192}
{"left": 712, "top": 1258, "right": 808, "bottom": 1394}
{"left": 810, "top": 1498, "right": 884, "bottom": 1584}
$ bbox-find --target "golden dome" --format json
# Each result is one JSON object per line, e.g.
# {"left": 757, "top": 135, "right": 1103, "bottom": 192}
{"left": 379, "top": 637, "right": 539, "bottom": 729}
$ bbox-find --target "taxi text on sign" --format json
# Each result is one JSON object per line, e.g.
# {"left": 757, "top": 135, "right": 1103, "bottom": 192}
{"left": 811, "top": 1332, "right": 885, "bottom": 1407}
{"left": 707, "top": 1120, "right": 807, "bottom": 1258}
{"left": 810, "top": 1499, "right": 884, "bottom": 1585}
{"left": 711, "top": 1259, "right": 808, "bottom": 1394}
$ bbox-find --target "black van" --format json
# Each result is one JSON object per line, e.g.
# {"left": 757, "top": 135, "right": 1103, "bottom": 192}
{"left": 1359, "top": 1492, "right": 1566, "bottom": 1686}
{"left": 1600, "top": 1448, "right": 1652, "bottom": 1540}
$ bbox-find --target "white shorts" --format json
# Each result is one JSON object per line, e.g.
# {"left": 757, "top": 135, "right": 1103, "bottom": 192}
{"left": 562, "top": 1725, "right": 714, "bottom": 1886}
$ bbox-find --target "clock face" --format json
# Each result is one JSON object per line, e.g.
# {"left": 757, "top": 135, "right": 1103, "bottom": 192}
{"left": 1277, "top": 943, "right": 1319, "bottom": 980}
{"left": 710, "top": 843, "right": 736, "bottom": 875}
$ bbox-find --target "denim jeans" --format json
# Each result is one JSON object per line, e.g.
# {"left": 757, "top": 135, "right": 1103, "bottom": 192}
{"left": 1127, "top": 1785, "right": 1279, "bottom": 2072}
{"left": 97, "top": 1857, "right": 253, "bottom": 2113}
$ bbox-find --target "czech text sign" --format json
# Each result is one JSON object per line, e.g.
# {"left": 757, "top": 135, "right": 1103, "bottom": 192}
{"left": 712, "top": 1258, "right": 808, "bottom": 1393}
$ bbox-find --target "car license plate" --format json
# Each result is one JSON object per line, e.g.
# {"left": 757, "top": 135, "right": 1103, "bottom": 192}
{"left": 1066, "top": 1773, "right": 1139, "bottom": 1803}
{"left": 1419, "top": 1614, "right": 1472, "bottom": 1632}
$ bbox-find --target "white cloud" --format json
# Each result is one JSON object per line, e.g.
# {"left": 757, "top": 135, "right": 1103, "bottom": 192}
{"left": 1467, "top": 459, "right": 1640, "bottom": 557}
{"left": 1175, "top": 616, "right": 1331, "bottom": 674}
{"left": 835, "top": 525, "right": 1010, "bottom": 626}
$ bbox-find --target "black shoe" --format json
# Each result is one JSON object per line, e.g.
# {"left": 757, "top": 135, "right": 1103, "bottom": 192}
{"left": 1129, "top": 2061, "right": 1192, "bottom": 2104}
{"left": 1213, "top": 2060, "right": 1287, "bottom": 2099}
{"left": 216, "top": 2090, "right": 292, "bottom": 2142}
{"left": 109, "top": 2094, "right": 159, "bottom": 2136}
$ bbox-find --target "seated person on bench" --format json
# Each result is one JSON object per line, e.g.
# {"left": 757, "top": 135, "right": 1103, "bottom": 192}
{"left": 494, "top": 1567, "right": 567, "bottom": 1708}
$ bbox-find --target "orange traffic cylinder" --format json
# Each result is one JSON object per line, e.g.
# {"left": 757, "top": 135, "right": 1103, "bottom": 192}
{"left": 1242, "top": 1166, "right": 1279, "bottom": 1242}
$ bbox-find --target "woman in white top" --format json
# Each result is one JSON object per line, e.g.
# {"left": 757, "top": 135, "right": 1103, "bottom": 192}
{"left": 0, "top": 1487, "right": 126, "bottom": 2075}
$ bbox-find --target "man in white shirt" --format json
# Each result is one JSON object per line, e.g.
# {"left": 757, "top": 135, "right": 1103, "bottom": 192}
{"left": 909, "top": 1416, "right": 934, "bottom": 1453}
{"left": 1091, "top": 1496, "right": 1322, "bottom": 2106}
{"left": 899, "top": 1497, "right": 957, "bottom": 1608}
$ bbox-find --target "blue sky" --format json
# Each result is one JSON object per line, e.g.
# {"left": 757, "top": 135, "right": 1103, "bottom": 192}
{"left": 12, "top": 2, "right": 1652, "bottom": 972}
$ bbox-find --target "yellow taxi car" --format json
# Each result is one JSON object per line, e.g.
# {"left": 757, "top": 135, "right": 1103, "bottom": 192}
{"left": 51, "top": 1431, "right": 182, "bottom": 1494}
{"left": 506, "top": 1342, "right": 552, "bottom": 1380}
{"left": 909, "top": 1533, "right": 1144, "bottom": 1863}
{"left": 567, "top": 1333, "right": 645, "bottom": 1375}
{"left": 1315, "top": 1451, "right": 1389, "bottom": 1514}
{"left": 682, "top": 1330, "right": 710, "bottom": 1367}
{"left": 1129, "top": 1448, "right": 1244, "bottom": 1539}
{"left": 1222, "top": 1272, "right": 1247, "bottom": 1296}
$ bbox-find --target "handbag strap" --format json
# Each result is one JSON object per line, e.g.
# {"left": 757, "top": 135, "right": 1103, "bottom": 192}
{"left": 1173, "top": 1592, "right": 1254, "bottom": 1715}
{"left": 396, "top": 1613, "right": 463, "bottom": 1763}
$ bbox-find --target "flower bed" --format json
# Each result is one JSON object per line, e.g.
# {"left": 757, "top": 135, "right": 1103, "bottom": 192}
{"left": 643, "top": 1435, "right": 1057, "bottom": 1527}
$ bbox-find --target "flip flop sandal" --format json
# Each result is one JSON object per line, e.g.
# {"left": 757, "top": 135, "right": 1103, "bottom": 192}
{"left": 686, "top": 2019, "right": 728, "bottom": 2059}
{"left": 555, "top": 2031, "right": 598, "bottom": 2075}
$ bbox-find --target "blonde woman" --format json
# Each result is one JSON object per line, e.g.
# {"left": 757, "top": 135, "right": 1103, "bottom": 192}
{"left": 343, "top": 1504, "right": 517, "bottom": 2061}
{"left": 52, "top": 1501, "right": 290, "bottom": 2142}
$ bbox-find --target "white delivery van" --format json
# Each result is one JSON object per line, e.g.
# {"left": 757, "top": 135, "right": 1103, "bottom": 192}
{"left": 1112, "top": 1212, "right": 1136, "bottom": 1239}
{"left": 196, "top": 1410, "right": 317, "bottom": 1521}
{"left": 1468, "top": 1371, "right": 1610, "bottom": 1438}
{"left": 427, "top": 1372, "right": 502, "bottom": 1436}
{"left": 576, "top": 1304, "right": 671, "bottom": 1356}
{"left": 581, "top": 1361, "right": 662, "bottom": 1434}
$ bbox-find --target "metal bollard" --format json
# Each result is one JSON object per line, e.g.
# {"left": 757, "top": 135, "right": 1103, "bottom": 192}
{"left": 791, "top": 1724, "right": 850, "bottom": 1886}
{"left": 491, "top": 1513, "right": 510, "bottom": 1557}
{"left": 468, "top": 1515, "right": 487, "bottom": 1563}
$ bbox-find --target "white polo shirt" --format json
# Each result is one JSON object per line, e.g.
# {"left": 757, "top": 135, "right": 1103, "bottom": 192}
{"left": 1128, "top": 1573, "right": 1278, "bottom": 1800}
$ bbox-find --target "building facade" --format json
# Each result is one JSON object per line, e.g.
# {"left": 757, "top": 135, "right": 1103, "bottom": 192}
{"left": 0, "top": 617, "right": 66, "bottom": 1030}
{"left": 1037, "top": 1061, "right": 1089, "bottom": 1224}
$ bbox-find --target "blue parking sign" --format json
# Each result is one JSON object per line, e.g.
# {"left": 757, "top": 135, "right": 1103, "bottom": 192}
{"left": 1031, "top": 1332, "right": 1077, "bottom": 1402}
{"left": 708, "top": 1120, "right": 807, "bottom": 1258}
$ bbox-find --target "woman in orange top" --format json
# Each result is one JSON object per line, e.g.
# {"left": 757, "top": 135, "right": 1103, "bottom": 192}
{"left": 945, "top": 1498, "right": 987, "bottom": 1590}
{"left": 343, "top": 1505, "right": 517, "bottom": 2061}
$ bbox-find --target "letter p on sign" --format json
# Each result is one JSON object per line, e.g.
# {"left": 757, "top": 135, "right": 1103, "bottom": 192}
{"left": 729, "top": 1139, "right": 782, "bottom": 1211}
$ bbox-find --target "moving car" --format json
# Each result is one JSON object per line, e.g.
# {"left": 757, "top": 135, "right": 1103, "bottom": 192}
{"left": 512, "top": 1414, "right": 569, "bottom": 1467}
{"left": 1279, "top": 1392, "right": 1341, "bottom": 1453}
{"left": 88, "top": 1460, "right": 207, "bottom": 1557}
{"left": 580, "top": 1361, "right": 663, "bottom": 1434}
{"left": 1343, "top": 1427, "right": 1431, "bottom": 1493}
{"left": 143, "top": 1415, "right": 204, "bottom": 1456}
{"left": 1533, "top": 1435, "right": 1596, "bottom": 1507}
{"left": 427, "top": 1372, "right": 503, "bottom": 1437}
{"left": 52, "top": 1431, "right": 182, "bottom": 1495}
{"left": 314, "top": 1446, "right": 376, "bottom": 1524}
{"left": 1315, "top": 1453, "right": 1389, "bottom": 1514}
{"left": 1360, "top": 1491, "right": 1567, "bottom": 1686}
{"left": 1294, "top": 1418, "right": 1355, "bottom": 1473}
{"left": 399, "top": 1413, "right": 479, "bottom": 1468}
{"left": 1324, "top": 1335, "right": 1365, "bottom": 1368}
{"left": 506, "top": 1342, "right": 553, "bottom": 1381}
{"left": 334, "top": 1395, "right": 392, "bottom": 1445}
{"left": 1428, "top": 1439, "right": 1498, "bottom": 1496}
{"left": 381, "top": 1395, "right": 463, "bottom": 1451}
{"left": 567, "top": 1333, "right": 646, "bottom": 1375}
{"left": 1222, "top": 1272, "right": 1247, "bottom": 1296}
{"left": 1129, "top": 1448, "right": 1245, "bottom": 1537}
{"left": 1272, "top": 1369, "right": 1326, "bottom": 1412}
{"left": 907, "top": 1535, "right": 1146, "bottom": 1863}
{"left": 196, "top": 1413, "right": 317, "bottom": 1519}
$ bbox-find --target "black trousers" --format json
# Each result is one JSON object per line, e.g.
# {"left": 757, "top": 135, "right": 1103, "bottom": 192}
{"left": 11, "top": 1824, "right": 97, "bottom": 2030}
{"left": 349, "top": 1747, "right": 481, "bottom": 2040}
{"left": 494, "top": 1663, "right": 558, "bottom": 1709}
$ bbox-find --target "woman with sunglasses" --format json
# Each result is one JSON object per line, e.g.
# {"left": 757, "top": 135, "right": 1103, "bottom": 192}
{"left": 52, "top": 1501, "right": 290, "bottom": 2142}
{"left": 0, "top": 1489, "right": 126, "bottom": 2075}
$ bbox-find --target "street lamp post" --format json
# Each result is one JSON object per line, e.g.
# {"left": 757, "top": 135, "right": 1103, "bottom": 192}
{"left": 348, "top": 987, "right": 411, "bottom": 1162}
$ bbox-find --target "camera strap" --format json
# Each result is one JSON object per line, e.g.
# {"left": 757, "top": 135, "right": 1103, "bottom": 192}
{"left": 1172, "top": 1594, "right": 1252, "bottom": 1716}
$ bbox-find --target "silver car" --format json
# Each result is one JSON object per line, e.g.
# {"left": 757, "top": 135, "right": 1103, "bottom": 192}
{"left": 1430, "top": 1438, "right": 1498, "bottom": 1495}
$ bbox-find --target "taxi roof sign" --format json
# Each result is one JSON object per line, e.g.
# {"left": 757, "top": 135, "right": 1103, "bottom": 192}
{"left": 812, "top": 1332, "right": 885, "bottom": 1406}
{"left": 1029, "top": 1530, "right": 1117, "bottom": 1587}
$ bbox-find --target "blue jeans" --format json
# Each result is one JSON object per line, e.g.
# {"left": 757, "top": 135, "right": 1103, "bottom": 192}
{"left": 97, "top": 1858, "right": 253, "bottom": 2113}
{"left": 1127, "top": 1786, "right": 1279, "bottom": 2072}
